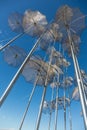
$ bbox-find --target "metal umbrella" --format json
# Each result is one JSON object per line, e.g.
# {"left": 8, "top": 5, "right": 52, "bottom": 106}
{"left": 22, "top": 56, "right": 60, "bottom": 86}
{"left": 23, "top": 10, "right": 48, "bottom": 37}
{"left": 40, "top": 22, "right": 62, "bottom": 50}
{"left": 47, "top": 47, "right": 70, "bottom": 68}
{"left": 55, "top": 5, "right": 86, "bottom": 35}
{"left": 60, "top": 76, "right": 73, "bottom": 89}
{"left": 72, "top": 86, "right": 87, "bottom": 101}
{"left": 81, "top": 70, "right": 87, "bottom": 81}
{"left": 63, "top": 34, "right": 81, "bottom": 56}
{"left": 3, "top": 45, "right": 27, "bottom": 67}
{"left": 8, "top": 12, "right": 24, "bottom": 33}
{"left": 43, "top": 97, "right": 70, "bottom": 112}
{"left": 0, "top": 10, "right": 47, "bottom": 52}
{"left": 55, "top": 5, "right": 87, "bottom": 128}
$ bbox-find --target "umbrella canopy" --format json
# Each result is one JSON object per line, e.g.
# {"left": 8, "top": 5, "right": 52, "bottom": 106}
{"left": 40, "top": 22, "right": 62, "bottom": 50}
{"left": 47, "top": 47, "right": 63, "bottom": 58}
{"left": 50, "top": 81, "right": 60, "bottom": 88}
{"left": 55, "top": 57, "right": 70, "bottom": 67}
{"left": 43, "top": 97, "right": 70, "bottom": 114}
{"left": 47, "top": 47, "right": 70, "bottom": 68}
{"left": 63, "top": 34, "right": 81, "bottom": 56}
{"left": 81, "top": 69, "right": 87, "bottom": 81}
{"left": 50, "top": 76, "right": 73, "bottom": 89}
{"left": 23, "top": 10, "right": 48, "bottom": 37}
{"left": 60, "top": 76, "right": 73, "bottom": 89}
{"left": 72, "top": 86, "right": 87, "bottom": 100}
{"left": 22, "top": 56, "right": 62, "bottom": 86}
{"left": 3, "top": 45, "right": 27, "bottom": 67}
{"left": 55, "top": 5, "right": 86, "bottom": 57}
{"left": 55, "top": 5, "right": 86, "bottom": 35}
{"left": 8, "top": 12, "right": 24, "bottom": 33}
{"left": 55, "top": 5, "right": 73, "bottom": 26}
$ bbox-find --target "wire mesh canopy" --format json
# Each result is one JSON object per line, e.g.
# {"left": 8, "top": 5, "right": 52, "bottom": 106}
{"left": 22, "top": 56, "right": 63, "bottom": 86}
{"left": 55, "top": 5, "right": 73, "bottom": 26}
{"left": 40, "top": 23, "right": 62, "bottom": 50}
{"left": 50, "top": 76, "right": 73, "bottom": 89}
{"left": 60, "top": 76, "right": 73, "bottom": 89}
{"left": 63, "top": 34, "right": 81, "bottom": 56}
{"left": 55, "top": 56, "right": 71, "bottom": 67}
{"left": 50, "top": 81, "right": 60, "bottom": 88}
{"left": 81, "top": 69, "right": 87, "bottom": 81}
{"left": 47, "top": 47, "right": 63, "bottom": 58}
{"left": 3, "top": 45, "right": 27, "bottom": 67}
{"left": 47, "top": 47, "right": 70, "bottom": 67}
{"left": 23, "top": 10, "right": 48, "bottom": 37}
{"left": 72, "top": 86, "right": 87, "bottom": 100}
{"left": 8, "top": 12, "right": 24, "bottom": 33}
{"left": 55, "top": 5, "right": 86, "bottom": 35}
{"left": 43, "top": 97, "right": 70, "bottom": 114}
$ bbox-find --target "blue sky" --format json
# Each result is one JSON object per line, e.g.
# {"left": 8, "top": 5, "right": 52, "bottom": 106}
{"left": 0, "top": 0, "right": 87, "bottom": 130}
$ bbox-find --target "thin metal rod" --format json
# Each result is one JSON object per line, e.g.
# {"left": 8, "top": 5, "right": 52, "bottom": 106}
{"left": 67, "top": 29, "right": 87, "bottom": 129}
{"left": 35, "top": 86, "right": 47, "bottom": 130}
{"left": 64, "top": 87, "right": 66, "bottom": 130}
{"left": 0, "top": 35, "right": 43, "bottom": 107}
{"left": 54, "top": 75, "right": 59, "bottom": 130}
{"left": 48, "top": 113, "right": 52, "bottom": 130}
{"left": 68, "top": 88, "right": 72, "bottom": 130}
{"left": 48, "top": 87, "right": 54, "bottom": 130}
{"left": 0, "top": 33, "right": 24, "bottom": 51}
{"left": 54, "top": 87, "right": 59, "bottom": 130}
{"left": 68, "top": 104, "right": 72, "bottom": 130}
{"left": 19, "top": 77, "right": 38, "bottom": 130}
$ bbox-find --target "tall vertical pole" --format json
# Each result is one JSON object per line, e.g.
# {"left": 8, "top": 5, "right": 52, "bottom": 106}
{"left": 64, "top": 87, "right": 66, "bottom": 130}
{"left": 67, "top": 29, "right": 87, "bottom": 129}
{"left": 48, "top": 87, "right": 54, "bottom": 130}
{"left": 54, "top": 87, "right": 59, "bottom": 130}
{"left": 54, "top": 75, "right": 59, "bottom": 130}
{"left": 68, "top": 88, "right": 72, "bottom": 130}
{"left": 35, "top": 86, "right": 47, "bottom": 130}
{"left": 48, "top": 112, "right": 52, "bottom": 130}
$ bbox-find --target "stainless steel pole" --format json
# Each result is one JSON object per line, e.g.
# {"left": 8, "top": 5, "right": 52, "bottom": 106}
{"left": 67, "top": 29, "right": 87, "bottom": 129}
{"left": 0, "top": 35, "right": 43, "bottom": 107}
{"left": 64, "top": 88, "right": 66, "bottom": 130}
{"left": 54, "top": 87, "right": 59, "bottom": 130}
{"left": 54, "top": 75, "right": 59, "bottom": 130}
{"left": 68, "top": 88, "right": 72, "bottom": 130}
{"left": 68, "top": 103, "right": 72, "bottom": 130}
{"left": 35, "top": 86, "right": 47, "bottom": 130}
{"left": 48, "top": 87, "right": 54, "bottom": 130}
{"left": 48, "top": 112, "right": 52, "bottom": 130}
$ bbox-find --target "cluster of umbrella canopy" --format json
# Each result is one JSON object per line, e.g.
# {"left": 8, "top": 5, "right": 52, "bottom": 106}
{"left": 0, "top": 4, "right": 87, "bottom": 130}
